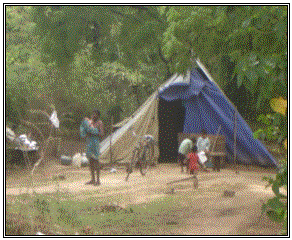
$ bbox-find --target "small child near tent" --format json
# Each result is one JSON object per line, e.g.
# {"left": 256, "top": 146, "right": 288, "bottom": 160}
{"left": 178, "top": 136, "right": 196, "bottom": 173}
{"left": 187, "top": 145, "right": 200, "bottom": 188}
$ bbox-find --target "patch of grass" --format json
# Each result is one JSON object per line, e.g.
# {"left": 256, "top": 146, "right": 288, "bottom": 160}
{"left": 9, "top": 178, "right": 244, "bottom": 236}
{"left": 6, "top": 191, "right": 185, "bottom": 235}
{"left": 6, "top": 212, "right": 34, "bottom": 235}
{"left": 7, "top": 193, "right": 81, "bottom": 235}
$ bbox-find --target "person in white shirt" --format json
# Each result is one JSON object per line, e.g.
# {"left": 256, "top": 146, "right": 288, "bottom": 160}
{"left": 197, "top": 130, "right": 210, "bottom": 168}
{"left": 178, "top": 136, "right": 196, "bottom": 173}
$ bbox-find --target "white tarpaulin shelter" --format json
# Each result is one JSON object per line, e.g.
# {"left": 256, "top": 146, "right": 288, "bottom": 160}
{"left": 98, "top": 71, "right": 191, "bottom": 164}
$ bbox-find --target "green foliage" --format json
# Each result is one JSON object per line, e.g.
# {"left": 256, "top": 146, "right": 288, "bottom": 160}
{"left": 257, "top": 114, "right": 271, "bottom": 125}
{"left": 162, "top": 6, "right": 287, "bottom": 107}
{"left": 6, "top": 90, "right": 27, "bottom": 129}
{"left": 254, "top": 93, "right": 287, "bottom": 146}
{"left": 59, "top": 102, "right": 88, "bottom": 130}
{"left": 6, "top": 5, "right": 288, "bottom": 134}
{"left": 31, "top": 6, "right": 170, "bottom": 80}
{"left": 6, "top": 6, "right": 51, "bottom": 109}
{"left": 257, "top": 92, "right": 288, "bottom": 235}
{"left": 20, "top": 6, "right": 167, "bottom": 125}
{"left": 31, "top": 6, "right": 123, "bottom": 67}
{"left": 57, "top": 206, "right": 82, "bottom": 228}
{"left": 34, "top": 198, "right": 50, "bottom": 215}
{"left": 114, "top": 6, "right": 171, "bottom": 80}
{"left": 6, "top": 7, "right": 158, "bottom": 131}
{"left": 30, "top": 5, "right": 287, "bottom": 109}
{"left": 106, "top": 105, "right": 123, "bottom": 124}
{"left": 254, "top": 113, "right": 286, "bottom": 143}
{"left": 262, "top": 164, "right": 287, "bottom": 235}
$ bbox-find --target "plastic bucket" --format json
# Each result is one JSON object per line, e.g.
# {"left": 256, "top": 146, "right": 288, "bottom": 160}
{"left": 60, "top": 155, "right": 72, "bottom": 166}
{"left": 81, "top": 155, "right": 89, "bottom": 167}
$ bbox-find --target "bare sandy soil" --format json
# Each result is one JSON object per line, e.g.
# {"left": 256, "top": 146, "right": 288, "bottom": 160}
{"left": 6, "top": 163, "right": 282, "bottom": 235}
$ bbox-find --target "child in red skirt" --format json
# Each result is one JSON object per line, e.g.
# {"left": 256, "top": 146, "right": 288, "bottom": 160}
{"left": 187, "top": 145, "right": 201, "bottom": 189}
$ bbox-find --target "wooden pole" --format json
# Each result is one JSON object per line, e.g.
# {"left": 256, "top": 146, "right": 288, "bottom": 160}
{"left": 211, "top": 125, "right": 222, "bottom": 153}
{"left": 210, "top": 125, "right": 222, "bottom": 171}
{"left": 234, "top": 107, "right": 238, "bottom": 174}
{"left": 110, "top": 116, "right": 113, "bottom": 165}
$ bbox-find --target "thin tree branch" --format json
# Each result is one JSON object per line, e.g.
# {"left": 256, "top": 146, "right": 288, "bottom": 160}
{"left": 31, "top": 125, "right": 53, "bottom": 175}
{"left": 109, "top": 8, "right": 142, "bottom": 23}
{"left": 19, "top": 119, "right": 45, "bottom": 142}
{"left": 157, "top": 44, "right": 169, "bottom": 65}
{"left": 130, "top": 6, "right": 164, "bottom": 23}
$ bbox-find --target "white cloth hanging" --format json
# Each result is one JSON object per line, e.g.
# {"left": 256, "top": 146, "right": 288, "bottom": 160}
{"left": 50, "top": 110, "right": 59, "bottom": 128}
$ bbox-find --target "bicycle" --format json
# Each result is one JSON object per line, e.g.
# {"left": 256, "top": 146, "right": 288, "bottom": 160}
{"left": 125, "top": 129, "right": 156, "bottom": 181}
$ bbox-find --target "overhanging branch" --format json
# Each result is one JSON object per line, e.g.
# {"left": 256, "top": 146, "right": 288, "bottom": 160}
{"left": 130, "top": 6, "right": 164, "bottom": 23}
{"left": 109, "top": 8, "right": 142, "bottom": 23}
{"left": 157, "top": 44, "right": 169, "bottom": 65}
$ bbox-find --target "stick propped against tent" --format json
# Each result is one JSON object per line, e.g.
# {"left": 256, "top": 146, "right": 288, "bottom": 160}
{"left": 234, "top": 107, "right": 239, "bottom": 174}
{"left": 110, "top": 116, "right": 113, "bottom": 165}
{"left": 210, "top": 125, "right": 222, "bottom": 154}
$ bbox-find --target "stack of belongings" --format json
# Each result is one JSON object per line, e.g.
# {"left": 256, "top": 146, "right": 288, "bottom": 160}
{"left": 6, "top": 126, "right": 39, "bottom": 151}
{"left": 17, "top": 134, "right": 39, "bottom": 150}
{"left": 6, "top": 126, "right": 40, "bottom": 167}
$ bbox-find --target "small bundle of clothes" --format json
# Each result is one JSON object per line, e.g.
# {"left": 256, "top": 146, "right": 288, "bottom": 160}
{"left": 6, "top": 126, "right": 39, "bottom": 151}
{"left": 18, "top": 134, "right": 39, "bottom": 150}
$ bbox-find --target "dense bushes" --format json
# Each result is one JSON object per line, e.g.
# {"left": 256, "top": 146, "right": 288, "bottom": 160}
{"left": 6, "top": 91, "right": 27, "bottom": 130}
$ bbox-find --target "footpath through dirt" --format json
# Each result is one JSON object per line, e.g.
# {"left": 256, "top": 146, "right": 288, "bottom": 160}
{"left": 6, "top": 164, "right": 282, "bottom": 235}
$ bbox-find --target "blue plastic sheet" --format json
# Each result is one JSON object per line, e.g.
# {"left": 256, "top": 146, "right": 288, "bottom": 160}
{"left": 159, "top": 67, "right": 278, "bottom": 168}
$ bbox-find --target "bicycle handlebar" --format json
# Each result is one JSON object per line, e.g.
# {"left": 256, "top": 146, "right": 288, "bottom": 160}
{"left": 130, "top": 128, "right": 154, "bottom": 143}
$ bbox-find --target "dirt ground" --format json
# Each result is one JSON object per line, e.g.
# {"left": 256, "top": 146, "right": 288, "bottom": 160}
{"left": 6, "top": 163, "right": 283, "bottom": 235}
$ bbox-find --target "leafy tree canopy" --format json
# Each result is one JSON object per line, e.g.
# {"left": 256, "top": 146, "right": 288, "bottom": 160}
{"left": 23, "top": 6, "right": 289, "bottom": 110}
{"left": 162, "top": 6, "right": 287, "bottom": 105}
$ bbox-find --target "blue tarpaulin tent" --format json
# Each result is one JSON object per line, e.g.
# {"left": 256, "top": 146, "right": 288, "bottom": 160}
{"left": 99, "top": 59, "right": 278, "bottom": 168}
{"left": 159, "top": 60, "right": 278, "bottom": 168}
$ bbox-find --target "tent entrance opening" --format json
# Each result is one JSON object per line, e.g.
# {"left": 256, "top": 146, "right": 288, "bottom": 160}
{"left": 158, "top": 98, "right": 185, "bottom": 163}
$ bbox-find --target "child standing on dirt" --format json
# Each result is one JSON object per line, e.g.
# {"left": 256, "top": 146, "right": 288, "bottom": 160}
{"left": 178, "top": 136, "right": 196, "bottom": 173}
{"left": 187, "top": 145, "right": 199, "bottom": 188}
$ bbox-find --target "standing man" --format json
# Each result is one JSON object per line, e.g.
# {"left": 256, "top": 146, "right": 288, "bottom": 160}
{"left": 80, "top": 109, "right": 104, "bottom": 186}
{"left": 178, "top": 136, "right": 196, "bottom": 173}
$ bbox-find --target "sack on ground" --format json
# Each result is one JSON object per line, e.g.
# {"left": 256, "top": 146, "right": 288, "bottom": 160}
{"left": 72, "top": 153, "right": 82, "bottom": 168}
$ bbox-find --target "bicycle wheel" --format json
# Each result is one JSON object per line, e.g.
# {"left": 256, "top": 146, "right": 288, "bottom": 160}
{"left": 125, "top": 148, "right": 139, "bottom": 181}
{"left": 139, "top": 146, "right": 150, "bottom": 176}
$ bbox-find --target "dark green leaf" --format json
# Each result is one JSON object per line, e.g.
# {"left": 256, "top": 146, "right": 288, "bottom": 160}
{"left": 237, "top": 74, "right": 243, "bottom": 87}
{"left": 267, "top": 210, "right": 284, "bottom": 223}
{"left": 266, "top": 197, "right": 284, "bottom": 211}
{"left": 271, "top": 181, "right": 280, "bottom": 197}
